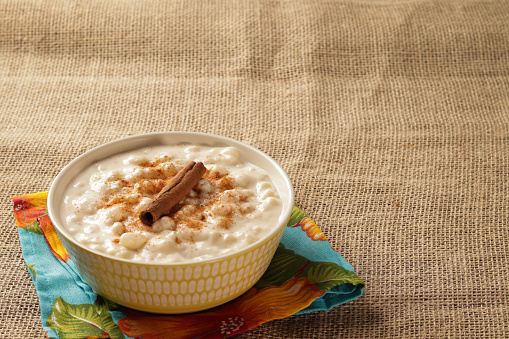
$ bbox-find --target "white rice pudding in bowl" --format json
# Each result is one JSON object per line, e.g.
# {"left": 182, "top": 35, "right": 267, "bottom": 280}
{"left": 62, "top": 144, "right": 282, "bottom": 262}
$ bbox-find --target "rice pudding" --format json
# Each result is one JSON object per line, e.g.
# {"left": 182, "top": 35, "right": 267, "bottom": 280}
{"left": 61, "top": 144, "right": 282, "bottom": 262}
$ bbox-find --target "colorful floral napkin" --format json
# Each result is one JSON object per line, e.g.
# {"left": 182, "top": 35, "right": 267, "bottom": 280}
{"left": 12, "top": 192, "right": 364, "bottom": 339}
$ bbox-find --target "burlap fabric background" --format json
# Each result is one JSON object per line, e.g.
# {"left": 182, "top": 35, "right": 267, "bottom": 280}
{"left": 1, "top": 0, "right": 508, "bottom": 337}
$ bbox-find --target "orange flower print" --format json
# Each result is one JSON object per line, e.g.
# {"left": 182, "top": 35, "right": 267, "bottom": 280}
{"left": 117, "top": 277, "right": 324, "bottom": 339}
{"left": 39, "top": 215, "right": 70, "bottom": 262}
{"left": 12, "top": 192, "right": 48, "bottom": 228}
{"left": 291, "top": 217, "right": 327, "bottom": 241}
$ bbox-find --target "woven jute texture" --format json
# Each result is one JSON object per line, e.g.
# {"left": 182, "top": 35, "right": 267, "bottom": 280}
{"left": 2, "top": 0, "right": 509, "bottom": 338}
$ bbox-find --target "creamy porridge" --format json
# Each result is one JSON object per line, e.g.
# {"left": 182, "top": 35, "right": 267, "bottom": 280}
{"left": 61, "top": 144, "right": 282, "bottom": 262}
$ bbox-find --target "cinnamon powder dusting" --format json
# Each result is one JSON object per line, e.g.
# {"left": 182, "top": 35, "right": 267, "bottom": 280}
{"left": 98, "top": 162, "right": 247, "bottom": 246}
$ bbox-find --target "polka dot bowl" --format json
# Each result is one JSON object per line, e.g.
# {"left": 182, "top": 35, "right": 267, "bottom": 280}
{"left": 48, "top": 132, "right": 294, "bottom": 314}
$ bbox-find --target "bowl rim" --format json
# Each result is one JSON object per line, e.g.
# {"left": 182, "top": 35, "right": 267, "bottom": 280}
{"left": 48, "top": 131, "right": 295, "bottom": 266}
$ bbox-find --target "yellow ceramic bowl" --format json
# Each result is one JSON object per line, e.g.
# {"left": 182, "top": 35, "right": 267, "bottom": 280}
{"left": 47, "top": 132, "right": 294, "bottom": 314}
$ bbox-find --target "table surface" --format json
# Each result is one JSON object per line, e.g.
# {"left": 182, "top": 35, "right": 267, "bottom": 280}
{"left": 2, "top": 1, "right": 508, "bottom": 338}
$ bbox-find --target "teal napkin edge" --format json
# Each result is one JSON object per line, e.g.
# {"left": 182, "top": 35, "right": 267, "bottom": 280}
{"left": 281, "top": 216, "right": 364, "bottom": 315}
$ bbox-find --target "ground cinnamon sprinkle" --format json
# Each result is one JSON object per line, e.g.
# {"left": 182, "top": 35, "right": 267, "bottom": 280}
{"left": 205, "top": 168, "right": 226, "bottom": 181}
{"left": 139, "top": 156, "right": 171, "bottom": 168}
{"left": 173, "top": 206, "right": 206, "bottom": 231}
{"left": 216, "top": 177, "right": 236, "bottom": 190}
{"left": 139, "top": 161, "right": 157, "bottom": 168}
{"left": 137, "top": 179, "right": 167, "bottom": 196}
{"left": 98, "top": 160, "right": 250, "bottom": 246}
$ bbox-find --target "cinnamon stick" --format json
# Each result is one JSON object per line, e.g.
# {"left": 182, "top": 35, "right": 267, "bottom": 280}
{"left": 139, "top": 161, "right": 206, "bottom": 226}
